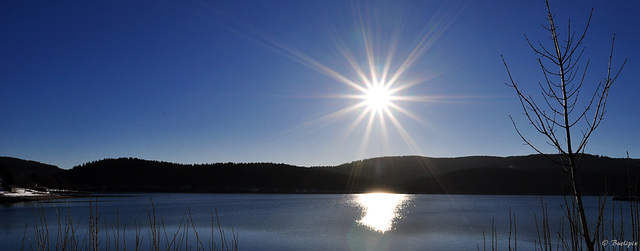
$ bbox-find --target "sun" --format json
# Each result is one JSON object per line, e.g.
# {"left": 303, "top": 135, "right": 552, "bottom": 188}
{"left": 363, "top": 84, "right": 393, "bottom": 113}
{"left": 223, "top": 0, "right": 461, "bottom": 157}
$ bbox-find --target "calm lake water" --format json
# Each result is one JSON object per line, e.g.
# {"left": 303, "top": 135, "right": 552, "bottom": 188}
{"left": 1, "top": 193, "right": 637, "bottom": 250}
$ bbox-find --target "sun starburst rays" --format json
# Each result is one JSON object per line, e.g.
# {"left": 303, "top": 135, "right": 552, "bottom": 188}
{"left": 213, "top": 1, "right": 465, "bottom": 159}
{"left": 319, "top": 12, "right": 444, "bottom": 156}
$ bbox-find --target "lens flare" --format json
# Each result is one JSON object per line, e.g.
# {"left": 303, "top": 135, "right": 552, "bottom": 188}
{"left": 203, "top": 1, "right": 467, "bottom": 159}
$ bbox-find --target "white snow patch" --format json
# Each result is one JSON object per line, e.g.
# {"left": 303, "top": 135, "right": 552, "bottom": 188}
{"left": 0, "top": 188, "right": 50, "bottom": 197}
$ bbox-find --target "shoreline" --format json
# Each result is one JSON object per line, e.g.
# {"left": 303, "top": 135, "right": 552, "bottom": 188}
{"left": 0, "top": 194, "right": 73, "bottom": 203}
{"left": 0, "top": 188, "right": 89, "bottom": 203}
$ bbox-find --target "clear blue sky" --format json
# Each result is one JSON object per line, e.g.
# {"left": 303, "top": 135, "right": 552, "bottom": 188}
{"left": 1, "top": 0, "right": 639, "bottom": 169}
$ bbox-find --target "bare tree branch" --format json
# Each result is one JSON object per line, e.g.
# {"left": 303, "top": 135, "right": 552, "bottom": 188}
{"left": 503, "top": 1, "right": 625, "bottom": 250}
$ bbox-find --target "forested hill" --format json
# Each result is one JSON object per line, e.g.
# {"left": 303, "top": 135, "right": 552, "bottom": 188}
{"left": 3, "top": 155, "right": 640, "bottom": 195}
{"left": 322, "top": 154, "right": 640, "bottom": 194}
{"left": 60, "top": 158, "right": 354, "bottom": 193}
{"left": 0, "top": 157, "right": 63, "bottom": 188}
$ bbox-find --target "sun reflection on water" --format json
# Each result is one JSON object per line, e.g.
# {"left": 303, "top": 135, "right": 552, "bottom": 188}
{"left": 354, "top": 193, "right": 409, "bottom": 233}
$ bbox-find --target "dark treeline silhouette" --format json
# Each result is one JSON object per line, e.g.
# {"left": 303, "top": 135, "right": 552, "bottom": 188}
{"left": 1, "top": 155, "right": 640, "bottom": 195}
{"left": 59, "top": 158, "right": 360, "bottom": 193}
{"left": 0, "top": 157, "right": 61, "bottom": 189}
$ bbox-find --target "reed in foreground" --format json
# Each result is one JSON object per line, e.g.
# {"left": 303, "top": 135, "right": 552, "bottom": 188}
{"left": 21, "top": 198, "right": 239, "bottom": 251}
{"left": 479, "top": 195, "right": 640, "bottom": 251}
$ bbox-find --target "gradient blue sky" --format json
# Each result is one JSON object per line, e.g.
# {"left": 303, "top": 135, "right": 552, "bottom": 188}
{"left": 1, "top": 0, "right": 639, "bottom": 169}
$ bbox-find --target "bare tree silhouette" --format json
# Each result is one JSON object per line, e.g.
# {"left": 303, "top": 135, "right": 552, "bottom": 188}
{"left": 502, "top": 1, "right": 626, "bottom": 250}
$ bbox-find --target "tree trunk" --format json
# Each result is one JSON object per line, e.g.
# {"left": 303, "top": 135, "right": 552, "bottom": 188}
{"left": 570, "top": 157, "right": 594, "bottom": 251}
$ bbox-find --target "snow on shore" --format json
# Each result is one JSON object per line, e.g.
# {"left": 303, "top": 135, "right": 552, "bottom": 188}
{"left": 0, "top": 188, "right": 50, "bottom": 197}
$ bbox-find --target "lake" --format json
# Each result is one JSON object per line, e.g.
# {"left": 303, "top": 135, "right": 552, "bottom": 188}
{"left": 1, "top": 193, "right": 637, "bottom": 250}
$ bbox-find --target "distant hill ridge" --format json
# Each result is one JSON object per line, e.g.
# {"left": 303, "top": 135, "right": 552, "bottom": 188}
{"left": 0, "top": 157, "right": 63, "bottom": 188}
{"left": 1, "top": 155, "right": 639, "bottom": 195}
